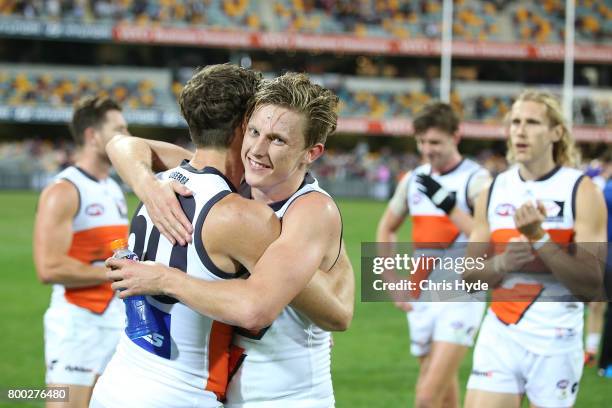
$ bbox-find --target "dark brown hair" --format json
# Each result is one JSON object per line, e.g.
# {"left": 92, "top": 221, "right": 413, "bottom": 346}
{"left": 70, "top": 96, "right": 122, "bottom": 146}
{"left": 412, "top": 101, "right": 459, "bottom": 136}
{"left": 179, "top": 63, "right": 262, "bottom": 148}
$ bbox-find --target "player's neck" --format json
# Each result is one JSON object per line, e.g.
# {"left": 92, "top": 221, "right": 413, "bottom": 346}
{"left": 431, "top": 153, "right": 462, "bottom": 175}
{"left": 190, "top": 148, "right": 243, "bottom": 189}
{"left": 518, "top": 155, "right": 557, "bottom": 181}
{"left": 251, "top": 171, "right": 305, "bottom": 204}
{"left": 74, "top": 149, "right": 110, "bottom": 180}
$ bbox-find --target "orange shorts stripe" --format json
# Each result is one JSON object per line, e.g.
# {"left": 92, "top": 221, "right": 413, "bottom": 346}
{"left": 490, "top": 227, "right": 574, "bottom": 324}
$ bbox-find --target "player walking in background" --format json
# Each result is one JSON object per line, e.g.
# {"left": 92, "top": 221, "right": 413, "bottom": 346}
{"left": 464, "top": 91, "right": 607, "bottom": 408}
{"left": 33, "top": 96, "right": 129, "bottom": 408}
{"left": 376, "top": 102, "right": 490, "bottom": 408}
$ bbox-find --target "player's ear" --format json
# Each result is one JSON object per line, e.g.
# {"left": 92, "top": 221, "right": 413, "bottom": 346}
{"left": 304, "top": 143, "right": 324, "bottom": 165}
{"left": 452, "top": 131, "right": 461, "bottom": 145}
{"left": 551, "top": 124, "right": 563, "bottom": 142}
{"left": 82, "top": 126, "right": 97, "bottom": 147}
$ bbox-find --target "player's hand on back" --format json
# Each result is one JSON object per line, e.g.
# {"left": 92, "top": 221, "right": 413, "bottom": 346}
{"left": 142, "top": 179, "right": 193, "bottom": 246}
{"left": 106, "top": 258, "right": 183, "bottom": 298}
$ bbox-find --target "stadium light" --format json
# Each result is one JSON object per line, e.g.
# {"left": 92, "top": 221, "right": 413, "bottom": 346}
{"left": 562, "top": 0, "right": 576, "bottom": 129}
{"left": 440, "top": 0, "right": 453, "bottom": 104}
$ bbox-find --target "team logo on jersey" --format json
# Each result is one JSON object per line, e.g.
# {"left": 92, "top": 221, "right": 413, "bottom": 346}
{"left": 451, "top": 321, "right": 464, "bottom": 330}
{"left": 85, "top": 203, "right": 104, "bottom": 216}
{"left": 556, "top": 379, "right": 569, "bottom": 389}
{"left": 542, "top": 200, "right": 565, "bottom": 221}
{"left": 471, "top": 369, "right": 493, "bottom": 378}
{"left": 494, "top": 203, "right": 516, "bottom": 216}
{"left": 554, "top": 327, "right": 576, "bottom": 340}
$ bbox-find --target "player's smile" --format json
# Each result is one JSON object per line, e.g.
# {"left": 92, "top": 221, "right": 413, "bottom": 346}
{"left": 242, "top": 104, "right": 308, "bottom": 201}
{"left": 247, "top": 156, "right": 272, "bottom": 171}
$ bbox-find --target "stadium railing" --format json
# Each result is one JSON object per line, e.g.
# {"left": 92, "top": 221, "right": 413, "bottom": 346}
{"left": 0, "top": 64, "right": 610, "bottom": 142}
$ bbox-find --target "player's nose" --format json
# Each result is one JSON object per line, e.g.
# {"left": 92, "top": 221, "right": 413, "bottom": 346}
{"left": 250, "top": 134, "right": 269, "bottom": 156}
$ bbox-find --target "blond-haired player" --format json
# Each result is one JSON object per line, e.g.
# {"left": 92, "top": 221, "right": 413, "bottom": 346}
{"left": 464, "top": 91, "right": 606, "bottom": 408}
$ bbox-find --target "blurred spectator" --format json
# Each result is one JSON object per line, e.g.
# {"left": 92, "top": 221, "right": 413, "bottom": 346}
{"left": 3, "top": 0, "right": 607, "bottom": 44}
{"left": 2, "top": 72, "right": 161, "bottom": 109}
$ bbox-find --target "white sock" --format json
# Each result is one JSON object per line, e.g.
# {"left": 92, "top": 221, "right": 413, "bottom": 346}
{"left": 586, "top": 333, "right": 601, "bottom": 354}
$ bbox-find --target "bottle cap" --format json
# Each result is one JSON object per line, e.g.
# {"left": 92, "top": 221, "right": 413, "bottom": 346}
{"left": 110, "top": 238, "right": 128, "bottom": 251}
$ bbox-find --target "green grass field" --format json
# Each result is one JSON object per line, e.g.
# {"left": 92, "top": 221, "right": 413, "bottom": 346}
{"left": 0, "top": 191, "right": 609, "bottom": 407}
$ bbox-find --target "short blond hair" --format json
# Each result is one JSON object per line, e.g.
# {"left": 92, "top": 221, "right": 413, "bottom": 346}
{"left": 507, "top": 91, "right": 580, "bottom": 167}
{"left": 252, "top": 72, "right": 338, "bottom": 148}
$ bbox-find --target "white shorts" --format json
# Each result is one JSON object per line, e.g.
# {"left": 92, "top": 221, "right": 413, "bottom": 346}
{"left": 90, "top": 337, "right": 222, "bottom": 408}
{"left": 44, "top": 306, "right": 122, "bottom": 386}
{"left": 225, "top": 400, "right": 334, "bottom": 408}
{"left": 407, "top": 302, "right": 485, "bottom": 357}
{"left": 467, "top": 316, "right": 583, "bottom": 407}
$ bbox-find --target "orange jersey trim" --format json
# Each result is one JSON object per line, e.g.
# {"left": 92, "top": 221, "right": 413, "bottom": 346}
{"left": 490, "top": 283, "right": 544, "bottom": 325}
{"left": 411, "top": 215, "right": 460, "bottom": 247}
{"left": 64, "top": 225, "right": 128, "bottom": 314}
{"left": 490, "top": 228, "right": 574, "bottom": 246}
{"left": 205, "top": 321, "right": 234, "bottom": 401}
{"left": 490, "top": 227, "right": 573, "bottom": 324}
{"left": 67, "top": 225, "right": 128, "bottom": 263}
{"left": 64, "top": 282, "right": 116, "bottom": 314}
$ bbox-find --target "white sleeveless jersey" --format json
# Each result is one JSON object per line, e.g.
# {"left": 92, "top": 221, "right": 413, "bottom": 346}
{"left": 108, "top": 163, "right": 238, "bottom": 405}
{"left": 49, "top": 166, "right": 128, "bottom": 326}
{"left": 226, "top": 174, "right": 337, "bottom": 408}
{"left": 487, "top": 165, "right": 584, "bottom": 354}
{"left": 408, "top": 158, "right": 484, "bottom": 244}
{"left": 407, "top": 159, "right": 487, "bottom": 301}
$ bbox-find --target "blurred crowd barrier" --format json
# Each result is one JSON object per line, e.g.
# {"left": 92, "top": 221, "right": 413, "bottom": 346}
{"left": 3, "top": 138, "right": 609, "bottom": 200}
{"left": 2, "top": 64, "right": 611, "bottom": 129}
{"left": 0, "top": 139, "right": 507, "bottom": 199}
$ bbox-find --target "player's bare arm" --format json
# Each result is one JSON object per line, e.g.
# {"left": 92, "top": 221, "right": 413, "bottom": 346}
{"left": 377, "top": 171, "right": 409, "bottom": 243}
{"left": 526, "top": 177, "right": 606, "bottom": 300}
{"left": 34, "top": 181, "right": 108, "bottom": 287}
{"left": 291, "top": 243, "right": 355, "bottom": 331}
{"left": 114, "top": 192, "right": 340, "bottom": 331}
{"left": 107, "top": 194, "right": 281, "bottom": 328}
{"left": 229, "top": 192, "right": 343, "bottom": 329}
{"left": 106, "top": 134, "right": 195, "bottom": 245}
{"left": 212, "top": 192, "right": 352, "bottom": 332}
{"left": 377, "top": 207, "right": 407, "bottom": 243}
{"left": 376, "top": 176, "right": 413, "bottom": 311}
